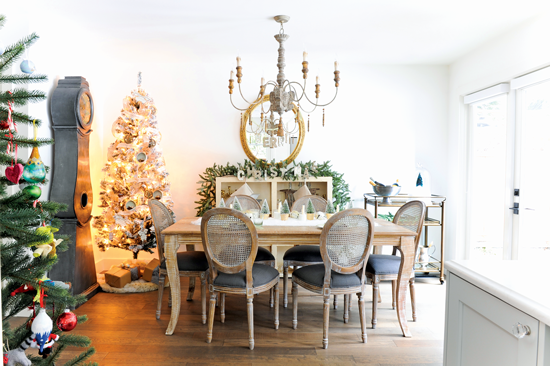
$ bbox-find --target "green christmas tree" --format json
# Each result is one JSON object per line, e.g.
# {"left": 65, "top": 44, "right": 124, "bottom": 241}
{"left": 232, "top": 196, "right": 242, "bottom": 211}
{"left": 260, "top": 199, "right": 270, "bottom": 215}
{"left": 0, "top": 15, "right": 96, "bottom": 365}
{"left": 326, "top": 201, "right": 336, "bottom": 214}
{"left": 281, "top": 199, "right": 290, "bottom": 214}
{"left": 306, "top": 198, "right": 315, "bottom": 214}
{"left": 218, "top": 197, "right": 225, "bottom": 208}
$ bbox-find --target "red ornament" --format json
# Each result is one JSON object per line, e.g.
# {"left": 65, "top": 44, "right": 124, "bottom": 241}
{"left": 3, "top": 353, "right": 7, "bottom": 365}
{"left": 56, "top": 309, "right": 77, "bottom": 332}
{"left": 0, "top": 120, "right": 9, "bottom": 130}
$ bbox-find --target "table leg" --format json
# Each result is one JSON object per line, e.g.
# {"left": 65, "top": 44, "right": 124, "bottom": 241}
{"left": 164, "top": 235, "right": 181, "bottom": 335}
{"left": 395, "top": 235, "right": 415, "bottom": 338}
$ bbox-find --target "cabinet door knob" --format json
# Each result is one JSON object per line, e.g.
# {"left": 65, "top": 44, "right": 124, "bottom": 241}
{"left": 512, "top": 322, "right": 531, "bottom": 339}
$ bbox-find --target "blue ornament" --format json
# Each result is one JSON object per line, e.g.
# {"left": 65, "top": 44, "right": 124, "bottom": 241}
{"left": 20, "top": 59, "right": 36, "bottom": 74}
{"left": 31, "top": 308, "right": 53, "bottom": 354}
{"left": 22, "top": 147, "right": 46, "bottom": 183}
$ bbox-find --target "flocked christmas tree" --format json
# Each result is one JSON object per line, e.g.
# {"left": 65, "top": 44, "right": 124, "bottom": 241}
{"left": 260, "top": 199, "right": 270, "bottom": 215}
{"left": 218, "top": 197, "right": 225, "bottom": 208}
{"left": 93, "top": 75, "right": 173, "bottom": 259}
{"left": 232, "top": 196, "right": 242, "bottom": 211}
{"left": 281, "top": 199, "right": 290, "bottom": 214}
{"left": 0, "top": 15, "right": 96, "bottom": 365}
{"left": 326, "top": 201, "right": 336, "bottom": 214}
{"left": 306, "top": 198, "right": 315, "bottom": 214}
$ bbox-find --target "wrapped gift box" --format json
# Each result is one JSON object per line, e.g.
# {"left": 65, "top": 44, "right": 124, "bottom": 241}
{"left": 105, "top": 267, "right": 131, "bottom": 288}
{"left": 142, "top": 258, "right": 160, "bottom": 282}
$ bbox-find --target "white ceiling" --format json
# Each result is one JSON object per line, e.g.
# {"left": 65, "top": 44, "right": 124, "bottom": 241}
{"left": 6, "top": 0, "right": 550, "bottom": 64}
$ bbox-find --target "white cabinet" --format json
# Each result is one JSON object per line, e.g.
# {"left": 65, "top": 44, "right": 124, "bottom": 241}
{"left": 444, "top": 261, "right": 550, "bottom": 366}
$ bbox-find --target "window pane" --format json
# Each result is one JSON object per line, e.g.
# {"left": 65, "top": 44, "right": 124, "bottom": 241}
{"left": 470, "top": 94, "right": 507, "bottom": 259}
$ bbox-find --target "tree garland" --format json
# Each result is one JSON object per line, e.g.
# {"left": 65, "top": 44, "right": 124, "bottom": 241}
{"left": 195, "top": 160, "right": 351, "bottom": 216}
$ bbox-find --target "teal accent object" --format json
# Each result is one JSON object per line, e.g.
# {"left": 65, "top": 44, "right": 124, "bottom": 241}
{"left": 416, "top": 173, "right": 423, "bottom": 187}
{"left": 22, "top": 147, "right": 46, "bottom": 183}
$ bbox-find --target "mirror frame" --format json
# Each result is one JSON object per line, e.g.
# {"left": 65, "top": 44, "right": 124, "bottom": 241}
{"left": 240, "top": 94, "right": 305, "bottom": 166}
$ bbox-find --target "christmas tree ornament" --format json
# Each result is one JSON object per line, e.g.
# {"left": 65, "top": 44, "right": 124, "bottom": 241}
{"left": 5, "top": 346, "right": 31, "bottom": 366}
{"left": 5, "top": 164, "right": 23, "bottom": 184}
{"left": 19, "top": 60, "right": 36, "bottom": 74}
{"left": 0, "top": 120, "right": 9, "bottom": 130}
{"left": 125, "top": 200, "right": 136, "bottom": 210}
{"left": 148, "top": 139, "right": 156, "bottom": 148}
{"left": 136, "top": 152, "right": 147, "bottom": 163}
{"left": 144, "top": 189, "right": 153, "bottom": 199}
{"left": 124, "top": 134, "right": 134, "bottom": 143}
{"left": 153, "top": 190, "right": 162, "bottom": 199}
{"left": 22, "top": 185, "right": 41, "bottom": 199}
{"left": 56, "top": 308, "right": 78, "bottom": 332}
{"left": 22, "top": 122, "right": 46, "bottom": 183}
{"left": 31, "top": 308, "right": 52, "bottom": 354}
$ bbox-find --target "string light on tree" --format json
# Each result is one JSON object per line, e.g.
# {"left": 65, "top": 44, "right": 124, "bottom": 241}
{"left": 93, "top": 73, "right": 174, "bottom": 259}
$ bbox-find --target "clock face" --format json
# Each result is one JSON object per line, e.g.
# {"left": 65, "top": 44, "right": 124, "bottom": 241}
{"left": 79, "top": 93, "right": 92, "bottom": 125}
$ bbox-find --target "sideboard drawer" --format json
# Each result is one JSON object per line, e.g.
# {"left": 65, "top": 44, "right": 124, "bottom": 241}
{"left": 444, "top": 273, "right": 540, "bottom": 366}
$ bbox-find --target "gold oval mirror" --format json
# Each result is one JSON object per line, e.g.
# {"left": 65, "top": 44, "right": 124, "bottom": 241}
{"left": 240, "top": 94, "right": 305, "bottom": 165}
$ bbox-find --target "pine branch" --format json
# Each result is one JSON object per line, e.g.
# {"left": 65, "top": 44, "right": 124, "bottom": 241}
{"left": 61, "top": 348, "right": 97, "bottom": 366}
{"left": 0, "top": 133, "right": 54, "bottom": 147}
{"left": 0, "top": 33, "right": 40, "bottom": 73}
{"left": 0, "top": 106, "right": 43, "bottom": 126}
{"left": 0, "top": 15, "right": 5, "bottom": 30}
{"left": 0, "top": 73, "right": 48, "bottom": 84}
{"left": 0, "top": 88, "right": 46, "bottom": 106}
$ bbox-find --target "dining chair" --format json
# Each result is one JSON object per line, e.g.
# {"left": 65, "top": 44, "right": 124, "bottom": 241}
{"left": 223, "top": 195, "right": 276, "bottom": 306}
{"left": 148, "top": 200, "right": 209, "bottom": 324}
{"left": 282, "top": 195, "right": 328, "bottom": 308}
{"left": 291, "top": 208, "right": 374, "bottom": 349}
{"left": 201, "top": 208, "right": 280, "bottom": 350}
{"left": 365, "top": 200, "right": 426, "bottom": 328}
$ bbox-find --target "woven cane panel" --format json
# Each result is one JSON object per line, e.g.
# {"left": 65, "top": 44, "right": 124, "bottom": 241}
{"left": 225, "top": 195, "right": 261, "bottom": 211}
{"left": 326, "top": 215, "right": 369, "bottom": 268}
{"left": 292, "top": 195, "right": 328, "bottom": 212}
{"left": 206, "top": 214, "right": 252, "bottom": 267}
{"left": 395, "top": 204, "right": 423, "bottom": 233}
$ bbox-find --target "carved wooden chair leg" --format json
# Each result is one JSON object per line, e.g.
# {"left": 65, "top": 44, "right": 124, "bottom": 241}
{"left": 220, "top": 293, "right": 226, "bottom": 323}
{"left": 409, "top": 277, "right": 417, "bottom": 322}
{"left": 358, "top": 291, "right": 367, "bottom": 343}
{"left": 168, "top": 284, "right": 172, "bottom": 308}
{"left": 201, "top": 277, "right": 207, "bottom": 325}
{"left": 274, "top": 282, "right": 279, "bottom": 330}
{"left": 156, "top": 274, "right": 165, "bottom": 320}
{"left": 206, "top": 291, "right": 217, "bottom": 344}
{"left": 391, "top": 279, "right": 397, "bottom": 309}
{"left": 372, "top": 278, "right": 379, "bottom": 329}
{"left": 292, "top": 282, "right": 298, "bottom": 330}
{"left": 348, "top": 294, "right": 352, "bottom": 310}
{"left": 247, "top": 297, "right": 254, "bottom": 350}
{"left": 343, "top": 293, "right": 349, "bottom": 324}
{"left": 333, "top": 295, "right": 338, "bottom": 309}
{"left": 187, "top": 276, "right": 196, "bottom": 301}
{"left": 283, "top": 263, "right": 289, "bottom": 308}
{"left": 322, "top": 295, "right": 330, "bottom": 349}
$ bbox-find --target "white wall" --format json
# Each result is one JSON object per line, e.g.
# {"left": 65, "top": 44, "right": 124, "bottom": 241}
{"left": 2, "top": 12, "right": 449, "bottom": 263}
{"left": 447, "top": 14, "right": 550, "bottom": 260}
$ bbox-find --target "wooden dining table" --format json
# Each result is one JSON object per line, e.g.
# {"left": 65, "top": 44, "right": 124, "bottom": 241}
{"left": 161, "top": 217, "right": 417, "bottom": 337}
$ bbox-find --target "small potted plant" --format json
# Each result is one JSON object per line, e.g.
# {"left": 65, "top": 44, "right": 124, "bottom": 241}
{"left": 218, "top": 198, "right": 226, "bottom": 208}
{"left": 232, "top": 196, "right": 242, "bottom": 211}
{"left": 306, "top": 198, "right": 315, "bottom": 220}
{"left": 260, "top": 199, "right": 270, "bottom": 219}
{"left": 280, "top": 199, "right": 290, "bottom": 221}
{"left": 325, "top": 201, "right": 336, "bottom": 219}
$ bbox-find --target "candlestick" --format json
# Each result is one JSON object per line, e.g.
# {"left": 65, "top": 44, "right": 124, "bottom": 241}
{"left": 301, "top": 205, "right": 305, "bottom": 214}
{"left": 230, "top": 204, "right": 234, "bottom": 209}
{"left": 303, "top": 51, "right": 308, "bottom": 62}
{"left": 236, "top": 56, "right": 241, "bottom": 67}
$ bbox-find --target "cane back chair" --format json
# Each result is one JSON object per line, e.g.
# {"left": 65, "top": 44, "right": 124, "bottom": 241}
{"left": 282, "top": 195, "right": 328, "bottom": 308}
{"left": 148, "top": 200, "right": 209, "bottom": 323}
{"left": 291, "top": 209, "right": 374, "bottom": 349}
{"left": 365, "top": 200, "right": 426, "bottom": 328}
{"left": 201, "top": 208, "right": 280, "bottom": 350}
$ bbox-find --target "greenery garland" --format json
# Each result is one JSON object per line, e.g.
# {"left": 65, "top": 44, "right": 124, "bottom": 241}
{"left": 195, "top": 160, "right": 351, "bottom": 216}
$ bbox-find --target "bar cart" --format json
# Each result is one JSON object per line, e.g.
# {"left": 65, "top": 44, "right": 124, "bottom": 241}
{"left": 364, "top": 193, "right": 446, "bottom": 284}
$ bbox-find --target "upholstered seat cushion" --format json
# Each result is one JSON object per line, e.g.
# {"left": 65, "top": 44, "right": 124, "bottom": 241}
{"left": 255, "top": 246, "right": 275, "bottom": 262}
{"left": 160, "top": 251, "right": 209, "bottom": 272}
{"left": 366, "top": 254, "right": 401, "bottom": 275}
{"left": 293, "top": 264, "right": 361, "bottom": 288}
{"left": 213, "top": 264, "right": 279, "bottom": 288}
{"left": 283, "top": 245, "right": 322, "bottom": 262}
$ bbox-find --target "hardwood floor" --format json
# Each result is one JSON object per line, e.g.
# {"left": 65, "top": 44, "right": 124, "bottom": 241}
{"left": 58, "top": 277, "right": 445, "bottom": 365}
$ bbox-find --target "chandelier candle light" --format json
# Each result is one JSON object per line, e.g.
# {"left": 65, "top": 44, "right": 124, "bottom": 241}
{"left": 228, "top": 15, "right": 340, "bottom": 149}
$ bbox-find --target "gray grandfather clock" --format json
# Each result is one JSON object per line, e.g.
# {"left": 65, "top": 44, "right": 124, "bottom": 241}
{"left": 49, "top": 76, "right": 99, "bottom": 300}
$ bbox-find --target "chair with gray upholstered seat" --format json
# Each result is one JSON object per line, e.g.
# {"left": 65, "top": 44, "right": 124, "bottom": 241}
{"left": 291, "top": 208, "right": 374, "bottom": 349}
{"left": 365, "top": 200, "right": 426, "bottom": 328}
{"left": 148, "top": 200, "right": 209, "bottom": 323}
{"left": 202, "top": 208, "right": 280, "bottom": 350}
{"left": 282, "top": 195, "right": 328, "bottom": 308}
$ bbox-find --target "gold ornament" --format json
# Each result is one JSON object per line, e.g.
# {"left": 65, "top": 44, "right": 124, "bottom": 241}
{"left": 144, "top": 190, "right": 153, "bottom": 199}
{"left": 124, "top": 134, "right": 134, "bottom": 143}
{"left": 148, "top": 139, "right": 156, "bottom": 148}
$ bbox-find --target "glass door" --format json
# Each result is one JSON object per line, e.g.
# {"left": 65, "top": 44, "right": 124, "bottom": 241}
{"left": 468, "top": 94, "right": 510, "bottom": 259}
{"left": 515, "top": 80, "right": 550, "bottom": 260}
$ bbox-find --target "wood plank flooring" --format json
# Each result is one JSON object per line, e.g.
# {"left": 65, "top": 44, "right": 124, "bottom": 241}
{"left": 30, "top": 277, "right": 446, "bottom": 365}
